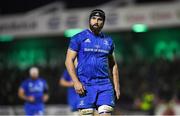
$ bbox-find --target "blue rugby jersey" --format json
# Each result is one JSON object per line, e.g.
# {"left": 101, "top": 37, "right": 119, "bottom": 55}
{"left": 20, "top": 78, "right": 48, "bottom": 105}
{"left": 69, "top": 29, "right": 114, "bottom": 85}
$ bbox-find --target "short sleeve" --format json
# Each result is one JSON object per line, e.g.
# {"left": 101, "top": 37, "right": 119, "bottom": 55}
{"left": 68, "top": 35, "right": 80, "bottom": 52}
{"left": 109, "top": 40, "right": 115, "bottom": 55}
{"left": 20, "top": 81, "right": 27, "bottom": 91}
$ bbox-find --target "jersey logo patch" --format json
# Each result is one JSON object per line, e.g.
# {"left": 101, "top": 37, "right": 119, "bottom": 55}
{"left": 84, "top": 38, "right": 91, "bottom": 43}
{"left": 79, "top": 100, "right": 84, "bottom": 106}
{"left": 104, "top": 40, "right": 109, "bottom": 46}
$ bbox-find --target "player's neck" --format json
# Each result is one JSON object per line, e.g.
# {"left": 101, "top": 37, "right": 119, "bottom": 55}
{"left": 89, "top": 29, "right": 101, "bottom": 36}
{"left": 31, "top": 77, "right": 38, "bottom": 80}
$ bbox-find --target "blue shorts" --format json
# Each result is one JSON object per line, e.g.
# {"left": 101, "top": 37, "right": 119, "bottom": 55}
{"left": 77, "top": 83, "right": 115, "bottom": 109}
{"left": 24, "top": 103, "right": 44, "bottom": 116}
{"left": 67, "top": 88, "right": 78, "bottom": 111}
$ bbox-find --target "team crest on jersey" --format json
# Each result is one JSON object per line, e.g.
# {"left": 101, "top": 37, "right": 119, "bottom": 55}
{"left": 104, "top": 40, "right": 109, "bottom": 46}
{"left": 84, "top": 38, "right": 91, "bottom": 43}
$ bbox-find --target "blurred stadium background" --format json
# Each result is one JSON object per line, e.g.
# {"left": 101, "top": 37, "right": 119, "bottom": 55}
{"left": 0, "top": 0, "right": 180, "bottom": 115}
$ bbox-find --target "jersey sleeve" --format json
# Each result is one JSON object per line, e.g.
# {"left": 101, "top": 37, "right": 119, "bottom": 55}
{"left": 109, "top": 39, "right": 115, "bottom": 55}
{"left": 20, "top": 80, "right": 27, "bottom": 92}
{"left": 68, "top": 34, "right": 81, "bottom": 52}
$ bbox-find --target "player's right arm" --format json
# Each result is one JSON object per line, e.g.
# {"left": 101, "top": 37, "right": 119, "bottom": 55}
{"left": 65, "top": 49, "right": 85, "bottom": 94}
{"left": 18, "top": 87, "right": 34, "bottom": 102}
{"left": 59, "top": 77, "right": 74, "bottom": 87}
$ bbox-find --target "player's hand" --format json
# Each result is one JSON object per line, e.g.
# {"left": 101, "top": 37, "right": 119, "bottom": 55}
{"left": 73, "top": 81, "right": 85, "bottom": 95}
{"left": 43, "top": 94, "right": 49, "bottom": 102}
{"left": 26, "top": 96, "right": 35, "bottom": 102}
{"left": 115, "top": 87, "right": 120, "bottom": 100}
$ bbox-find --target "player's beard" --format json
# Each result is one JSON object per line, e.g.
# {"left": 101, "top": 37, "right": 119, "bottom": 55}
{"left": 89, "top": 23, "right": 103, "bottom": 35}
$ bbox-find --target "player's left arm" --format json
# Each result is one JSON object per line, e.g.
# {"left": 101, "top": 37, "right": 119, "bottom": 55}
{"left": 108, "top": 53, "right": 120, "bottom": 100}
{"left": 43, "top": 80, "right": 49, "bottom": 102}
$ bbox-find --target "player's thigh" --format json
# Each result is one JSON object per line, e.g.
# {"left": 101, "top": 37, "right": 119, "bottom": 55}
{"left": 96, "top": 84, "right": 115, "bottom": 106}
{"left": 77, "top": 85, "right": 97, "bottom": 109}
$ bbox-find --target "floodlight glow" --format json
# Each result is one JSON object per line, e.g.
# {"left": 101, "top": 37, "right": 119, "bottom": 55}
{"left": 64, "top": 29, "right": 83, "bottom": 38}
{"left": 132, "top": 24, "right": 148, "bottom": 33}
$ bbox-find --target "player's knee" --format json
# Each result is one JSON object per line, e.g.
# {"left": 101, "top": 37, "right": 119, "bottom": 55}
{"left": 98, "top": 105, "right": 113, "bottom": 114}
{"left": 79, "top": 108, "right": 94, "bottom": 116}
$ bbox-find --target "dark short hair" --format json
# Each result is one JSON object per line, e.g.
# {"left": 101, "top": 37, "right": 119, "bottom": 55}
{"left": 89, "top": 9, "right": 105, "bottom": 21}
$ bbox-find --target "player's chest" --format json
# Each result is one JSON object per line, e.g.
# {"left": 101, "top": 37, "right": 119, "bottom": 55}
{"left": 28, "top": 81, "right": 44, "bottom": 92}
{"left": 81, "top": 38, "right": 111, "bottom": 54}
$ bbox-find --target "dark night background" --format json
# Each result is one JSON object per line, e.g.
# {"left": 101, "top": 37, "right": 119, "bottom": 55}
{"left": 0, "top": 0, "right": 175, "bottom": 15}
{"left": 0, "top": 0, "right": 180, "bottom": 115}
